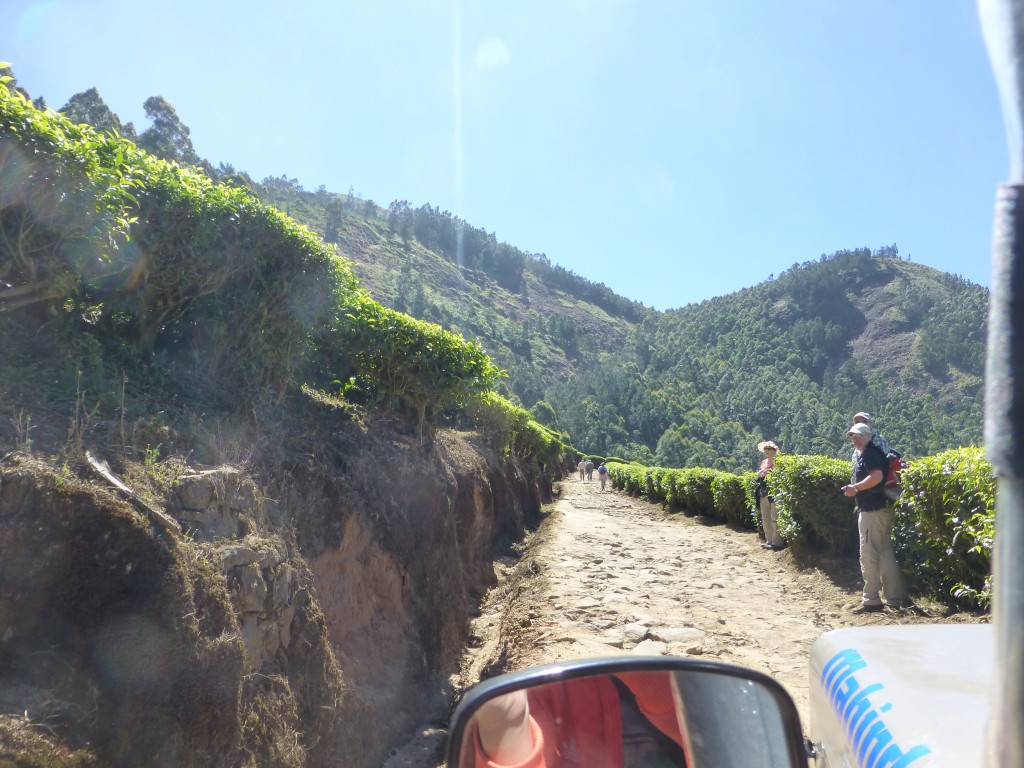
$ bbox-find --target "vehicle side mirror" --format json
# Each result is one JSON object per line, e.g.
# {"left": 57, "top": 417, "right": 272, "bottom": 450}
{"left": 447, "top": 656, "right": 808, "bottom": 767}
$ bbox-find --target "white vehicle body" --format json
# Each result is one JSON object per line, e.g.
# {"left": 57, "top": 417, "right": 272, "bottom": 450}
{"left": 808, "top": 624, "right": 993, "bottom": 767}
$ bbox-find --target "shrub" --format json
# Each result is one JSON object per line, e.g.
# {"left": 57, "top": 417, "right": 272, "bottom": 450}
{"left": 712, "top": 472, "right": 753, "bottom": 528}
{"left": 740, "top": 471, "right": 761, "bottom": 531}
{"left": 676, "top": 468, "right": 717, "bottom": 517}
{"left": 895, "top": 447, "right": 993, "bottom": 608}
{"left": 647, "top": 467, "right": 673, "bottom": 505}
{"left": 607, "top": 462, "right": 646, "bottom": 495}
{"left": 468, "top": 391, "right": 566, "bottom": 467}
{"left": 770, "top": 454, "right": 856, "bottom": 554}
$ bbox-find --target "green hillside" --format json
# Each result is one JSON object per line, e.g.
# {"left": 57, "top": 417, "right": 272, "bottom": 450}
{"left": 262, "top": 178, "right": 986, "bottom": 471}
{"left": 36, "top": 80, "right": 987, "bottom": 472}
{"left": 553, "top": 249, "right": 986, "bottom": 469}
{"left": 0, "top": 73, "right": 565, "bottom": 464}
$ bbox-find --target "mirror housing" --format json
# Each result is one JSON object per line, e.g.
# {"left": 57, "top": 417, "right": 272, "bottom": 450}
{"left": 447, "top": 656, "right": 807, "bottom": 767}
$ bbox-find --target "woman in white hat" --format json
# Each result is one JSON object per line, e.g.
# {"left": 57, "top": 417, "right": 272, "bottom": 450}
{"left": 756, "top": 441, "right": 785, "bottom": 551}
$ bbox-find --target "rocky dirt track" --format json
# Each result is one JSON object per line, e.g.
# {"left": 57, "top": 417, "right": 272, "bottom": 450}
{"left": 390, "top": 476, "right": 985, "bottom": 766}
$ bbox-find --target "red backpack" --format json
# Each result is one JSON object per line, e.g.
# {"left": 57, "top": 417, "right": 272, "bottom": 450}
{"left": 884, "top": 449, "right": 906, "bottom": 500}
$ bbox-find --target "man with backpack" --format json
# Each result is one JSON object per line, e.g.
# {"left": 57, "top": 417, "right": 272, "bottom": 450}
{"left": 851, "top": 412, "right": 904, "bottom": 500}
{"left": 841, "top": 422, "right": 907, "bottom": 614}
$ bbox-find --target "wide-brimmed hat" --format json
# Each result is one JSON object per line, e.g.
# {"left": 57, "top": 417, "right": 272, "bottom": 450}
{"left": 757, "top": 440, "right": 779, "bottom": 452}
{"left": 853, "top": 411, "right": 872, "bottom": 423}
{"left": 847, "top": 423, "right": 872, "bottom": 436}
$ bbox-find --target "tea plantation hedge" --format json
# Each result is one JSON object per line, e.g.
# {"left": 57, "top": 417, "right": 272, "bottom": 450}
{"left": 606, "top": 447, "right": 993, "bottom": 609}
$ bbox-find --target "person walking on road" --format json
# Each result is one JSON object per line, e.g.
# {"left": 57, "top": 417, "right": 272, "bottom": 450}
{"left": 578, "top": 459, "right": 586, "bottom": 481}
{"left": 841, "top": 422, "right": 906, "bottom": 613}
{"left": 597, "top": 462, "right": 608, "bottom": 491}
{"left": 756, "top": 441, "right": 785, "bottom": 551}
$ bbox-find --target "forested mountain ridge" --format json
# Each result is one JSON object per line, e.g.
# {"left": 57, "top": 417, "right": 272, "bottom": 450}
{"left": 40, "top": 80, "right": 988, "bottom": 471}
{"left": 593, "top": 249, "right": 987, "bottom": 470}
{"left": 262, "top": 177, "right": 987, "bottom": 471}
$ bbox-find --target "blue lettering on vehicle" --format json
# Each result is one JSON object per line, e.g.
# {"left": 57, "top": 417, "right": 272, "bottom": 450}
{"left": 821, "top": 648, "right": 932, "bottom": 768}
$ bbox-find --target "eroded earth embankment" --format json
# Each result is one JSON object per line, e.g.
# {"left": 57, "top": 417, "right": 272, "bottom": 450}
{"left": 0, "top": 416, "right": 549, "bottom": 768}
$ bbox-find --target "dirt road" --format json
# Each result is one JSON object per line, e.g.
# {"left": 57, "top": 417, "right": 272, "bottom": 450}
{"left": 461, "top": 477, "right": 983, "bottom": 726}
{"left": 389, "top": 477, "right": 984, "bottom": 766}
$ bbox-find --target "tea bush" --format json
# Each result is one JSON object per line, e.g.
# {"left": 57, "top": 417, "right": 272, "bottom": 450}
{"left": 675, "top": 468, "right": 718, "bottom": 516}
{"left": 468, "top": 390, "right": 567, "bottom": 468}
{"left": 0, "top": 84, "right": 559, "bottom": 463}
{"left": 895, "top": 447, "right": 993, "bottom": 608}
{"left": 713, "top": 472, "right": 754, "bottom": 529}
{"left": 770, "top": 454, "right": 858, "bottom": 554}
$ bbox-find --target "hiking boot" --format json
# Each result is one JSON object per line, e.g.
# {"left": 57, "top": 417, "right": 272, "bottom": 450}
{"left": 851, "top": 603, "right": 884, "bottom": 615}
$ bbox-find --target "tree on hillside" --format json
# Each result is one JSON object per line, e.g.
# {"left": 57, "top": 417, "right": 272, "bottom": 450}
{"left": 137, "top": 96, "right": 200, "bottom": 165}
{"left": 60, "top": 88, "right": 136, "bottom": 138}
{"left": 210, "top": 162, "right": 255, "bottom": 190}
{"left": 324, "top": 196, "right": 345, "bottom": 243}
{"left": 530, "top": 400, "right": 559, "bottom": 428}
{"left": 655, "top": 427, "right": 687, "bottom": 467}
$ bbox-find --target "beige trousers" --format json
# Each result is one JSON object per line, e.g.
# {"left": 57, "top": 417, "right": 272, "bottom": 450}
{"left": 760, "top": 494, "right": 783, "bottom": 548}
{"left": 858, "top": 507, "right": 906, "bottom": 605}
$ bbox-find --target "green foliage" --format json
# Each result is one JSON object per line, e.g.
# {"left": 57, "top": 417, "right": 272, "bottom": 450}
{"left": 332, "top": 294, "right": 503, "bottom": 438}
{"left": 607, "top": 461, "right": 648, "bottom": 496}
{"left": 674, "top": 468, "right": 717, "bottom": 516}
{"left": 769, "top": 454, "right": 858, "bottom": 553}
{"left": 607, "top": 461, "right": 738, "bottom": 522}
{"left": 373, "top": 200, "right": 647, "bottom": 320}
{"left": 0, "top": 85, "right": 368, "bottom": 403}
{"left": 895, "top": 447, "right": 994, "bottom": 608}
{"left": 467, "top": 391, "right": 567, "bottom": 468}
{"left": 0, "top": 86, "right": 143, "bottom": 310}
{"left": 712, "top": 472, "right": 755, "bottom": 529}
{"left": 31, "top": 82, "right": 987, "bottom": 476}
{"left": 1, "top": 84, "right": 558, "bottom": 462}
{"left": 549, "top": 249, "right": 985, "bottom": 472}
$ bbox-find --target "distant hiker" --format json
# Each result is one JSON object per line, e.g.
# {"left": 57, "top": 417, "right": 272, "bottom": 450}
{"left": 756, "top": 441, "right": 784, "bottom": 551}
{"left": 578, "top": 459, "right": 586, "bottom": 481}
{"left": 842, "top": 422, "right": 906, "bottom": 613}
{"left": 585, "top": 459, "right": 594, "bottom": 481}
{"left": 597, "top": 462, "right": 608, "bottom": 490}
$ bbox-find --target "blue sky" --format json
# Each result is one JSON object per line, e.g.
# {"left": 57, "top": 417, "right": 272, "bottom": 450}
{"left": 4, "top": 1, "right": 1005, "bottom": 310}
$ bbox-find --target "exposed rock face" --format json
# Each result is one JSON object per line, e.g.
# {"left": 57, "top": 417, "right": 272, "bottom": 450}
{"left": 0, "top": 427, "right": 547, "bottom": 767}
{"left": 173, "top": 467, "right": 259, "bottom": 540}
